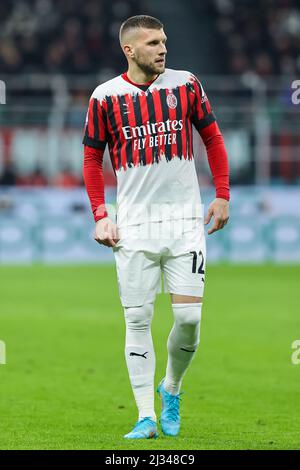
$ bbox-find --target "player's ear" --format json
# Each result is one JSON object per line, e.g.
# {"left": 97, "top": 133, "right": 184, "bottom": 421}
{"left": 124, "top": 44, "right": 134, "bottom": 59}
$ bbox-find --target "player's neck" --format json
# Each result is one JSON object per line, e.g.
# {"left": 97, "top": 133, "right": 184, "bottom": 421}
{"left": 126, "top": 67, "right": 158, "bottom": 85}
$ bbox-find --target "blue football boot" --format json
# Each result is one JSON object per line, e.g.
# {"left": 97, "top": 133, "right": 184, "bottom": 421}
{"left": 157, "top": 379, "right": 182, "bottom": 436}
{"left": 124, "top": 417, "right": 158, "bottom": 439}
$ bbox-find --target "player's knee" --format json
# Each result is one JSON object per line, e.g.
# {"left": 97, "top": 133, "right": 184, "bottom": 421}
{"left": 181, "top": 312, "right": 201, "bottom": 329}
{"left": 172, "top": 303, "right": 202, "bottom": 328}
{"left": 124, "top": 303, "right": 154, "bottom": 331}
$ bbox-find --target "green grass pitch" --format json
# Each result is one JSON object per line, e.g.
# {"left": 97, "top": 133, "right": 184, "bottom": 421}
{"left": 0, "top": 264, "right": 299, "bottom": 450}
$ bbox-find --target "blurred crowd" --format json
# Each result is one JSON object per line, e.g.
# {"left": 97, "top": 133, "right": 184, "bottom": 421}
{"left": 0, "top": 162, "right": 116, "bottom": 187}
{"left": 0, "top": 162, "right": 82, "bottom": 187}
{"left": 213, "top": 0, "right": 300, "bottom": 76}
{"left": 1, "top": 0, "right": 299, "bottom": 77}
{"left": 1, "top": 0, "right": 299, "bottom": 188}
{"left": 0, "top": 0, "right": 149, "bottom": 75}
{"left": 0, "top": 0, "right": 150, "bottom": 188}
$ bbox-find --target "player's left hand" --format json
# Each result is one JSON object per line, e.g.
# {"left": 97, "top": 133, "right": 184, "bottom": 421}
{"left": 205, "top": 198, "right": 229, "bottom": 235}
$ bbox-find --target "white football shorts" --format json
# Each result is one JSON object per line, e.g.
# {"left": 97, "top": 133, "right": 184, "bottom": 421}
{"left": 112, "top": 218, "right": 206, "bottom": 307}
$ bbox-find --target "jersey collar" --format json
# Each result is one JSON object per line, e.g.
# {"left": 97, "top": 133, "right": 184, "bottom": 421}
{"left": 121, "top": 71, "right": 160, "bottom": 91}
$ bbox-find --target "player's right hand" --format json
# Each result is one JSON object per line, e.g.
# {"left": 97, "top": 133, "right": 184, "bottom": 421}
{"left": 94, "top": 217, "right": 120, "bottom": 247}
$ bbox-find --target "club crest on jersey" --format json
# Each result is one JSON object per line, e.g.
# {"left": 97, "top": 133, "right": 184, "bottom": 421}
{"left": 166, "top": 93, "right": 177, "bottom": 109}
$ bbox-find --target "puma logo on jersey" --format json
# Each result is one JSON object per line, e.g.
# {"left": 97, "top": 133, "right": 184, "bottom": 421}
{"left": 122, "top": 103, "right": 130, "bottom": 114}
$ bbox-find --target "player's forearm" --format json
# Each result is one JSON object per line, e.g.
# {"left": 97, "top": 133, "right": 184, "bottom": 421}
{"left": 83, "top": 145, "right": 108, "bottom": 221}
{"left": 200, "top": 122, "right": 230, "bottom": 201}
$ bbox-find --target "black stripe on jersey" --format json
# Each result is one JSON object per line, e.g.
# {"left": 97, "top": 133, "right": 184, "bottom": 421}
{"left": 82, "top": 120, "right": 89, "bottom": 145}
{"left": 93, "top": 98, "right": 99, "bottom": 140}
{"left": 197, "top": 112, "right": 216, "bottom": 130}
{"left": 185, "top": 84, "right": 192, "bottom": 159}
{"left": 158, "top": 88, "right": 172, "bottom": 162}
{"left": 172, "top": 86, "right": 182, "bottom": 160}
{"left": 193, "top": 78, "right": 209, "bottom": 117}
{"left": 145, "top": 91, "right": 159, "bottom": 164}
{"left": 101, "top": 103, "right": 110, "bottom": 143}
{"left": 200, "top": 90, "right": 209, "bottom": 117}
{"left": 82, "top": 99, "right": 106, "bottom": 148}
{"left": 132, "top": 94, "right": 146, "bottom": 166}
{"left": 106, "top": 95, "right": 121, "bottom": 170}
{"left": 82, "top": 134, "right": 106, "bottom": 149}
{"left": 118, "top": 95, "right": 134, "bottom": 168}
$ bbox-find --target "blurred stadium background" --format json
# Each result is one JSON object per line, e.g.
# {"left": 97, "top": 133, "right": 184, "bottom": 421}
{"left": 0, "top": 0, "right": 299, "bottom": 263}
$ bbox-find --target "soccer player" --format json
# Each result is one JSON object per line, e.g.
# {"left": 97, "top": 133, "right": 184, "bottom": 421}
{"left": 83, "top": 15, "right": 230, "bottom": 439}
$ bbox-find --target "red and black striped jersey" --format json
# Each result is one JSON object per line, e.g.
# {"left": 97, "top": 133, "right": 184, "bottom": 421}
{"left": 83, "top": 68, "right": 224, "bottom": 227}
